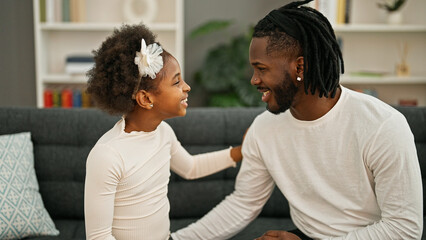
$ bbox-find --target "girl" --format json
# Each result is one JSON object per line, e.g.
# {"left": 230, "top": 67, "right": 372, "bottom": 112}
{"left": 84, "top": 24, "right": 242, "bottom": 240}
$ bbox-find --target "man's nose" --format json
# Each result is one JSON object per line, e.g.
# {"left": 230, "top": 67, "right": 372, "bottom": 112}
{"left": 251, "top": 76, "right": 260, "bottom": 85}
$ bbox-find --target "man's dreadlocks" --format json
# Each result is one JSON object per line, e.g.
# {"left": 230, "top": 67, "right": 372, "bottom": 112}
{"left": 253, "top": 0, "right": 344, "bottom": 98}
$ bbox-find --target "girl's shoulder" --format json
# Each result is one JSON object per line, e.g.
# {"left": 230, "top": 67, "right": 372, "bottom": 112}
{"left": 158, "top": 121, "right": 174, "bottom": 132}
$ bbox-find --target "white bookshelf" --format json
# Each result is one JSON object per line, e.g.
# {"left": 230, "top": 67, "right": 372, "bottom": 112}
{"left": 39, "top": 22, "right": 179, "bottom": 31}
{"left": 340, "top": 75, "right": 426, "bottom": 85}
{"left": 331, "top": 0, "right": 426, "bottom": 106}
{"left": 335, "top": 24, "right": 426, "bottom": 106}
{"left": 334, "top": 24, "right": 426, "bottom": 33}
{"left": 33, "top": 0, "right": 184, "bottom": 108}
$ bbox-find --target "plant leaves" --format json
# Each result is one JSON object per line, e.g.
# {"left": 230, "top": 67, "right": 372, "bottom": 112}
{"left": 189, "top": 20, "right": 233, "bottom": 39}
{"left": 208, "top": 93, "right": 244, "bottom": 107}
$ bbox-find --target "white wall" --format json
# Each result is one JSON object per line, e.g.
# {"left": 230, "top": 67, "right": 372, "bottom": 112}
{"left": 0, "top": 0, "right": 36, "bottom": 107}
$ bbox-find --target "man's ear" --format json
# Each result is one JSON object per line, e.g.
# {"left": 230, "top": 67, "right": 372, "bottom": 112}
{"left": 134, "top": 90, "right": 154, "bottom": 109}
{"left": 296, "top": 56, "right": 304, "bottom": 76}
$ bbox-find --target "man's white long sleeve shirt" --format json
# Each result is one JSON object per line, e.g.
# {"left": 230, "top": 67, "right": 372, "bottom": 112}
{"left": 172, "top": 86, "right": 423, "bottom": 239}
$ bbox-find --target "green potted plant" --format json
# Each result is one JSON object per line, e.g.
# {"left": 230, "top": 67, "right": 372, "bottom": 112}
{"left": 190, "top": 20, "right": 264, "bottom": 107}
{"left": 377, "top": 0, "right": 407, "bottom": 24}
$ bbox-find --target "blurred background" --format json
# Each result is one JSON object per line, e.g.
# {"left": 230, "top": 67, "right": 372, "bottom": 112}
{"left": 0, "top": 0, "right": 425, "bottom": 108}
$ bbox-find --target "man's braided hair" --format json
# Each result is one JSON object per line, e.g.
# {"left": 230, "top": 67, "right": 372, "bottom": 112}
{"left": 253, "top": 0, "right": 344, "bottom": 98}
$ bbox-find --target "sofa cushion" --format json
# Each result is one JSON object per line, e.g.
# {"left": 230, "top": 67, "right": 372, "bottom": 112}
{"left": 170, "top": 217, "right": 296, "bottom": 240}
{"left": 0, "top": 132, "right": 59, "bottom": 239}
{"left": 24, "top": 220, "right": 85, "bottom": 240}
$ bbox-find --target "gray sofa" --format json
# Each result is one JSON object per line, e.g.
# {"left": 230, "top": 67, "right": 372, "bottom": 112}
{"left": 0, "top": 106, "right": 424, "bottom": 239}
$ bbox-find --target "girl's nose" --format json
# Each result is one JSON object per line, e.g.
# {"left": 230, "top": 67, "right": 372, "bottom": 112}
{"left": 183, "top": 80, "right": 191, "bottom": 92}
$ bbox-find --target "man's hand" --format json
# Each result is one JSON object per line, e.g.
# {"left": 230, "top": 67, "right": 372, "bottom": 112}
{"left": 255, "top": 230, "right": 302, "bottom": 240}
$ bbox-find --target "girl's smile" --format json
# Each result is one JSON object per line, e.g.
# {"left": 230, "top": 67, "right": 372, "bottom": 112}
{"left": 150, "top": 56, "right": 191, "bottom": 118}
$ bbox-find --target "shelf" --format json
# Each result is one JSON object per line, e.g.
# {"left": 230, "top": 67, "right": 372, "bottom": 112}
{"left": 39, "top": 22, "right": 178, "bottom": 31}
{"left": 334, "top": 24, "right": 426, "bottom": 33}
{"left": 340, "top": 75, "right": 426, "bottom": 84}
{"left": 43, "top": 74, "right": 87, "bottom": 84}
{"left": 33, "top": 0, "right": 184, "bottom": 108}
{"left": 44, "top": 74, "right": 426, "bottom": 86}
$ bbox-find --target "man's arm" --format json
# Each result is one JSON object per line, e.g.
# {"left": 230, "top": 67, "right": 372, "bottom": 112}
{"left": 171, "top": 126, "right": 276, "bottom": 240}
{"left": 333, "top": 113, "right": 423, "bottom": 239}
{"left": 255, "top": 113, "right": 423, "bottom": 240}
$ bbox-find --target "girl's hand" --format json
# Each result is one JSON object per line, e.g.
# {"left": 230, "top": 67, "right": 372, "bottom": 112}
{"left": 230, "top": 128, "right": 249, "bottom": 162}
{"left": 230, "top": 145, "right": 242, "bottom": 162}
{"left": 255, "top": 230, "right": 302, "bottom": 240}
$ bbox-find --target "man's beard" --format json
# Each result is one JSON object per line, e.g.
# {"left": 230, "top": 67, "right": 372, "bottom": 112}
{"left": 267, "top": 72, "right": 298, "bottom": 115}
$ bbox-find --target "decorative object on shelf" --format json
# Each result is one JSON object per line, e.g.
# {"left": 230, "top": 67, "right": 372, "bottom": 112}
{"left": 123, "top": 0, "right": 158, "bottom": 24}
{"left": 396, "top": 42, "right": 410, "bottom": 77}
{"left": 377, "top": 0, "right": 406, "bottom": 25}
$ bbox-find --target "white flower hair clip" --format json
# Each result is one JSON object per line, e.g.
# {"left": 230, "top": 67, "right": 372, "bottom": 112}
{"left": 134, "top": 38, "right": 163, "bottom": 79}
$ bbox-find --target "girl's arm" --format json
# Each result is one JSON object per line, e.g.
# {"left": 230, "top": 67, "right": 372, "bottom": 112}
{"left": 171, "top": 125, "right": 275, "bottom": 240}
{"left": 168, "top": 122, "right": 245, "bottom": 179}
{"left": 170, "top": 144, "right": 237, "bottom": 180}
{"left": 84, "top": 144, "right": 122, "bottom": 240}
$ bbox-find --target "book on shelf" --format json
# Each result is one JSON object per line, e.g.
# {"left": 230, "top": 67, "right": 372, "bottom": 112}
{"left": 399, "top": 99, "right": 418, "bottom": 106}
{"left": 44, "top": 88, "right": 91, "bottom": 108}
{"left": 62, "top": 0, "right": 70, "bottom": 22}
{"left": 45, "top": 0, "right": 55, "bottom": 23}
{"left": 70, "top": 0, "right": 86, "bottom": 22}
{"left": 344, "top": 0, "right": 351, "bottom": 24}
{"left": 61, "top": 89, "right": 73, "bottom": 108}
{"left": 39, "top": 0, "right": 85, "bottom": 23}
{"left": 65, "top": 55, "right": 95, "bottom": 75}
{"left": 39, "top": 0, "right": 46, "bottom": 22}
{"left": 43, "top": 0, "right": 63, "bottom": 23}
{"left": 308, "top": 0, "right": 351, "bottom": 25}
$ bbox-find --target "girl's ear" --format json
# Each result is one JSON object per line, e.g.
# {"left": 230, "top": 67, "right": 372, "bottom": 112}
{"left": 134, "top": 90, "right": 154, "bottom": 109}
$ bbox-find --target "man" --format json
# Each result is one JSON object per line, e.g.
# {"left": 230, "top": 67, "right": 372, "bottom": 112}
{"left": 172, "top": 0, "right": 423, "bottom": 239}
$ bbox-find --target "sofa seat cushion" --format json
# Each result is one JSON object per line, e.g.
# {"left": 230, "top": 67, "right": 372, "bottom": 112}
{"left": 170, "top": 217, "right": 295, "bottom": 239}
{"left": 26, "top": 220, "right": 85, "bottom": 240}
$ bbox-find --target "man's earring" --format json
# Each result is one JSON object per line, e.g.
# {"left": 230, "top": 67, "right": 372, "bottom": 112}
{"left": 296, "top": 77, "right": 302, "bottom": 81}
{"left": 150, "top": 104, "right": 154, "bottom": 108}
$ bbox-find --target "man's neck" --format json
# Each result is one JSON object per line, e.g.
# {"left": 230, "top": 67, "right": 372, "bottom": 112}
{"left": 290, "top": 87, "right": 341, "bottom": 121}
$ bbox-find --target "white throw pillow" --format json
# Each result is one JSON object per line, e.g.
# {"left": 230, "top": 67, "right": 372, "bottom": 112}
{"left": 0, "top": 132, "right": 59, "bottom": 239}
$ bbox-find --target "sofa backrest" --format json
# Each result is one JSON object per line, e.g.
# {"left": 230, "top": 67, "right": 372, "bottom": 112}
{"left": 0, "top": 107, "right": 119, "bottom": 219}
{"left": 397, "top": 106, "right": 426, "bottom": 209}
{"left": 0, "top": 106, "right": 424, "bottom": 220}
